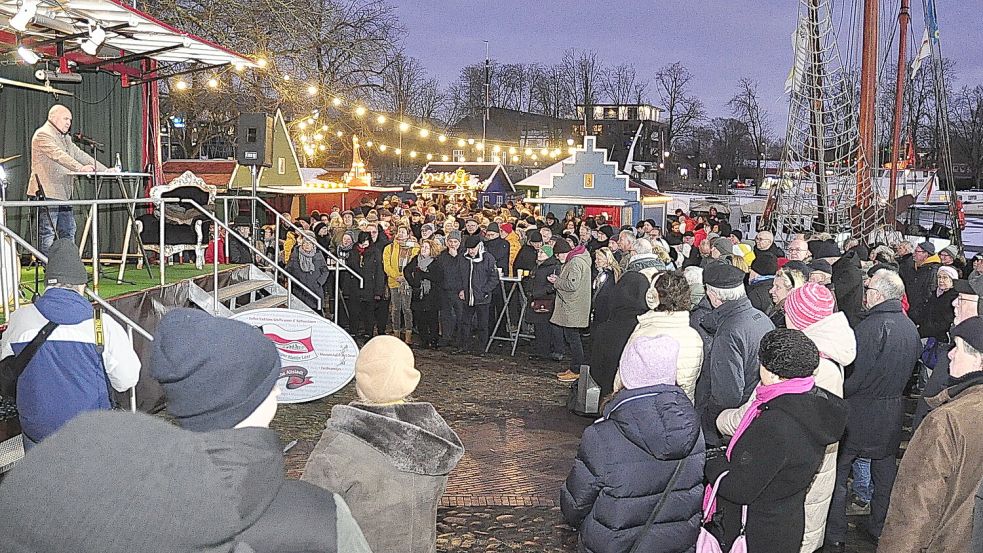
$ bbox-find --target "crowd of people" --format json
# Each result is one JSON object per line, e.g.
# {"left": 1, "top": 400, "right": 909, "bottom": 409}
{"left": 1, "top": 190, "right": 983, "bottom": 552}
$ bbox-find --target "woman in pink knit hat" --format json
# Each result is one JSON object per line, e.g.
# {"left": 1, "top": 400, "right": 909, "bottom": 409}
{"left": 717, "top": 282, "right": 854, "bottom": 553}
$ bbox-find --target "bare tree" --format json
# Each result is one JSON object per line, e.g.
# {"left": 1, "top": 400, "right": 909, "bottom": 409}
{"left": 654, "top": 62, "right": 705, "bottom": 152}
{"left": 950, "top": 85, "right": 983, "bottom": 188}
{"left": 729, "top": 78, "right": 770, "bottom": 190}
{"left": 562, "top": 49, "right": 603, "bottom": 130}
{"left": 529, "top": 63, "right": 574, "bottom": 119}
{"left": 601, "top": 64, "right": 648, "bottom": 104}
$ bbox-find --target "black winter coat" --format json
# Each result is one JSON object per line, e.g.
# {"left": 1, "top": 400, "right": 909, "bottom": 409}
{"left": 745, "top": 277, "right": 774, "bottom": 314}
{"left": 513, "top": 244, "right": 539, "bottom": 274}
{"left": 908, "top": 261, "right": 940, "bottom": 328}
{"left": 591, "top": 269, "right": 618, "bottom": 327}
{"left": 588, "top": 272, "right": 650, "bottom": 398}
{"left": 919, "top": 288, "right": 957, "bottom": 341}
{"left": 562, "top": 385, "right": 705, "bottom": 553}
{"left": 705, "top": 388, "right": 847, "bottom": 553}
{"left": 844, "top": 299, "right": 920, "bottom": 457}
{"left": 335, "top": 246, "right": 359, "bottom": 297}
{"left": 526, "top": 256, "right": 561, "bottom": 324}
{"left": 229, "top": 235, "right": 254, "bottom": 264}
{"left": 403, "top": 256, "right": 442, "bottom": 312}
{"left": 353, "top": 246, "right": 387, "bottom": 302}
{"left": 832, "top": 251, "right": 865, "bottom": 327}
{"left": 484, "top": 237, "right": 511, "bottom": 275}
{"left": 285, "top": 251, "right": 330, "bottom": 311}
{"left": 436, "top": 250, "right": 465, "bottom": 293}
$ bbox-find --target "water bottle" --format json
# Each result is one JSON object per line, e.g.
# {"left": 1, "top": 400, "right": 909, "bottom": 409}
{"left": 114, "top": 153, "right": 122, "bottom": 172}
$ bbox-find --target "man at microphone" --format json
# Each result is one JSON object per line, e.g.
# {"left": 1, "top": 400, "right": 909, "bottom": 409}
{"left": 27, "top": 104, "right": 113, "bottom": 257}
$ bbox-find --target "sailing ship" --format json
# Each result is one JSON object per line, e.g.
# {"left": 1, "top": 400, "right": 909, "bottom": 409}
{"left": 763, "top": 0, "right": 967, "bottom": 250}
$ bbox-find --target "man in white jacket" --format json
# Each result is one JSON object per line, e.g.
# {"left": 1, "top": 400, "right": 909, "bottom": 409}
{"left": 717, "top": 282, "right": 852, "bottom": 553}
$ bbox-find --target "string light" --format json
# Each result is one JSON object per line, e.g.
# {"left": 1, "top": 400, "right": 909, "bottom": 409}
{"left": 567, "top": 138, "right": 574, "bottom": 146}
{"left": 409, "top": 151, "right": 417, "bottom": 158}
{"left": 394, "top": 148, "right": 402, "bottom": 155}
{"left": 331, "top": 97, "right": 342, "bottom": 106}
{"left": 174, "top": 79, "right": 189, "bottom": 91}
{"left": 335, "top": 130, "right": 343, "bottom": 137}
{"left": 438, "top": 134, "right": 447, "bottom": 143}
{"left": 366, "top": 140, "right": 374, "bottom": 147}
{"left": 426, "top": 153, "right": 433, "bottom": 160}
{"left": 379, "top": 144, "right": 388, "bottom": 152}
{"left": 354, "top": 106, "right": 367, "bottom": 117}
{"left": 442, "top": 155, "right": 449, "bottom": 161}
{"left": 398, "top": 122, "right": 409, "bottom": 133}
{"left": 306, "top": 85, "right": 318, "bottom": 96}
{"left": 283, "top": 75, "right": 291, "bottom": 81}
{"left": 256, "top": 58, "right": 268, "bottom": 68}
{"left": 376, "top": 115, "right": 386, "bottom": 124}
{"left": 207, "top": 78, "right": 219, "bottom": 88}
{"left": 457, "top": 139, "right": 466, "bottom": 147}
{"left": 419, "top": 129, "right": 429, "bottom": 138}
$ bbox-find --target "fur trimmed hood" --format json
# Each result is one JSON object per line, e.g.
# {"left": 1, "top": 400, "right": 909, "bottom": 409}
{"left": 328, "top": 402, "right": 464, "bottom": 476}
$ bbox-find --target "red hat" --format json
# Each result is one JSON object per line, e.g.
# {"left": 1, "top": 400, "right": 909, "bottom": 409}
{"left": 500, "top": 223, "right": 514, "bottom": 235}
{"left": 784, "top": 282, "right": 835, "bottom": 330}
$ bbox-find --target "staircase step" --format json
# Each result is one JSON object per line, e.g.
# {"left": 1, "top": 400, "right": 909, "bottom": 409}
{"left": 217, "top": 279, "right": 272, "bottom": 302}
{"left": 232, "top": 294, "right": 288, "bottom": 313}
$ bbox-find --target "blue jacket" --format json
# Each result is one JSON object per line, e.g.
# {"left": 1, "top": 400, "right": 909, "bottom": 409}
{"left": 0, "top": 288, "right": 140, "bottom": 442}
{"left": 561, "top": 385, "right": 705, "bottom": 553}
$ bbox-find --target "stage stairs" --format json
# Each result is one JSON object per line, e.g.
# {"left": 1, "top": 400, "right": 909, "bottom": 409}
{"left": 186, "top": 264, "right": 316, "bottom": 317}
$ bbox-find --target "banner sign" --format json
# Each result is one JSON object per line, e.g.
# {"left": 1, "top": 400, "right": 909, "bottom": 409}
{"left": 231, "top": 308, "right": 358, "bottom": 403}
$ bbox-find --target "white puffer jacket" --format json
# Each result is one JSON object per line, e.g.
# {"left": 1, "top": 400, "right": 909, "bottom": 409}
{"left": 716, "top": 312, "right": 854, "bottom": 553}
{"left": 628, "top": 310, "right": 704, "bottom": 401}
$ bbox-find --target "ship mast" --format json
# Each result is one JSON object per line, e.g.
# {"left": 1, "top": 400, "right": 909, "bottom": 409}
{"left": 888, "top": 0, "right": 911, "bottom": 203}
{"left": 856, "top": 0, "right": 878, "bottom": 222}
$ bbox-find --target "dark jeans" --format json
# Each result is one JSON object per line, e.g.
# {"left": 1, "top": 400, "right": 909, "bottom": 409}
{"left": 439, "top": 291, "right": 464, "bottom": 347}
{"left": 826, "top": 448, "right": 898, "bottom": 543}
{"left": 534, "top": 321, "right": 562, "bottom": 356}
{"left": 461, "top": 303, "right": 490, "bottom": 352}
{"left": 559, "top": 326, "right": 585, "bottom": 373}
{"left": 489, "top": 284, "right": 506, "bottom": 334}
{"left": 415, "top": 308, "right": 439, "bottom": 346}
{"left": 34, "top": 202, "right": 76, "bottom": 259}
{"left": 358, "top": 298, "right": 389, "bottom": 337}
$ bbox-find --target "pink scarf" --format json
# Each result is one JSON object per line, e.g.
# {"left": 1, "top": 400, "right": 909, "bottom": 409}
{"left": 568, "top": 244, "right": 587, "bottom": 259}
{"left": 705, "top": 376, "right": 816, "bottom": 516}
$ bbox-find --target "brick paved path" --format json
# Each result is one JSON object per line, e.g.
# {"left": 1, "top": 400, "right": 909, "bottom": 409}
{"left": 273, "top": 343, "right": 879, "bottom": 552}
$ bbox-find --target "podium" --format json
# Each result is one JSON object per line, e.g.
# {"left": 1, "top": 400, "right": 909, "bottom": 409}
{"left": 72, "top": 171, "right": 153, "bottom": 286}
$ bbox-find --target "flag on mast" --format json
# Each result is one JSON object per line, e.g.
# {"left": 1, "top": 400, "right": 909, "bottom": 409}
{"left": 910, "top": 28, "right": 931, "bottom": 80}
{"left": 784, "top": 20, "right": 809, "bottom": 95}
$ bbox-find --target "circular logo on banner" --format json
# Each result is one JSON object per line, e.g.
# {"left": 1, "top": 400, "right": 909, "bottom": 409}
{"left": 230, "top": 308, "right": 358, "bottom": 403}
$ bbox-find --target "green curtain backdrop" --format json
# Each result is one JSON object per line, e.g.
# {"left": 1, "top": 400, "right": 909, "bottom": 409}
{"left": 0, "top": 65, "right": 143, "bottom": 256}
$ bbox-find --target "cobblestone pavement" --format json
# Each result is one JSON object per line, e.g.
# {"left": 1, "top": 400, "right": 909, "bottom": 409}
{"left": 273, "top": 341, "right": 879, "bottom": 553}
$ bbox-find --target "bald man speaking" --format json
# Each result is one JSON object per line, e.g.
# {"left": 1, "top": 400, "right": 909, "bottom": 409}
{"left": 27, "top": 105, "right": 109, "bottom": 257}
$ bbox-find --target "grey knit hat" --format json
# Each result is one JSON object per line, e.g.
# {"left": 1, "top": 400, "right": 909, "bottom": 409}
{"left": 447, "top": 230, "right": 462, "bottom": 242}
{"left": 45, "top": 239, "right": 88, "bottom": 286}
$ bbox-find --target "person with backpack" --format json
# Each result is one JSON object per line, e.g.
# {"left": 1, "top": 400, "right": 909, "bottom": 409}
{"left": 561, "top": 335, "right": 705, "bottom": 553}
{"left": 0, "top": 239, "right": 139, "bottom": 449}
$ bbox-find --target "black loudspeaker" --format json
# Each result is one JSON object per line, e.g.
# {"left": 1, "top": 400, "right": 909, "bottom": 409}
{"left": 237, "top": 113, "right": 273, "bottom": 167}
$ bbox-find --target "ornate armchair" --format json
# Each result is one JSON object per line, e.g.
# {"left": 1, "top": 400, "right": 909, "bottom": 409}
{"left": 136, "top": 171, "right": 217, "bottom": 269}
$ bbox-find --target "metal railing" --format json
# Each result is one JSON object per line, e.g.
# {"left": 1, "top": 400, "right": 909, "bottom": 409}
{"left": 216, "top": 194, "right": 363, "bottom": 323}
{"left": 0, "top": 220, "right": 146, "bottom": 413}
{"left": 179, "top": 199, "right": 324, "bottom": 313}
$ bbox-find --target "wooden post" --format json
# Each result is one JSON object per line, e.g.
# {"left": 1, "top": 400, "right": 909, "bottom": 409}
{"left": 888, "top": 0, "right": 911, "bottom": 203}
{"left": 856, "top": 0, "right": 879, "bottom": 210}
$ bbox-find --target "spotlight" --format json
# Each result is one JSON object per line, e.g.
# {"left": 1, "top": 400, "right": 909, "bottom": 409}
{"left": 10, "top": 0, "right": 39, "bottom": 32}
{"left": 17, "top": 45, "right": 40, "bottom": 65}
{"left": 80, "top": 24, "right": 106, "bottom": 56}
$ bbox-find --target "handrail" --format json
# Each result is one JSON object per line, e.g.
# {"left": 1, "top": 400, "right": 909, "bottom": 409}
{"left": 179, "top": 199, "right": 323, "bottom": 312}
{"left": 216, "top": 194, "right": 364, "bottom": 285}
{"left": 0, "top": 220, "right": 145, "bottom": 412}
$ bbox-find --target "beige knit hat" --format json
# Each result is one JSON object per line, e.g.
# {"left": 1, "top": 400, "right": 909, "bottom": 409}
{"left": 355, "top": 336, "right": 420, "bottom": 403}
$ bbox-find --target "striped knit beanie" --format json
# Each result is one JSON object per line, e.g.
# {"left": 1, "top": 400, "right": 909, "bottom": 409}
{"left": 784, "top": 282, "right": 835, "bottom": 330}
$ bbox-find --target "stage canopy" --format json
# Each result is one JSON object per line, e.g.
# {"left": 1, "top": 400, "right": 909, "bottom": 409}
{"left": 1, "top": 0, "right": 256, "bottom": 81}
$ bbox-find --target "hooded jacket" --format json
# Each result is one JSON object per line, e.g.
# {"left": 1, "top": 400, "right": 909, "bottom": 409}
{"left": 878, "top": 372, "right": 983, "bottom": 553}
{"left": 551, "top": 248, "right": 592, "bottom": 328}
{"left": 706, "top": 388, "right": 848, "bottom": 553}
{"left": 630, "top": 310, "right": 704, "bottom": 402}
{"left": 716, "top": 312, "right": 853, "bottom": 553}
{"left": 461, "top": 244, "right": 500, "bottom": 306}
{"left": 0, "top": 288, "right": 140, "bottom": 443}
{"left": 561, "top": 385, "right": 705, "bottom": 553}
{"left": 303, "top": 402, "right": 465, "bottom": 553}
{"left": 695, "top": 297, "right": 774, "bottom": 446}
{"left": 844, "top": 299, "right": 920, "bottom": 457}
{"left": 588, "top": 273, "right": 650, "bottom": 397}
{"left": 0, "top": 411, "right": 370, "bottom": 553}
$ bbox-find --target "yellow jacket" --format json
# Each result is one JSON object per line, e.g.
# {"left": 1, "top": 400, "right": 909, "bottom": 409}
{"left": 505, "top": 232, "right": 521, "bottom": 276}
{"left": 383, "top": 242, "right": 419, "bottom": 288}
{"left": 283, "top": 232, "right": 297, "bottom": 263}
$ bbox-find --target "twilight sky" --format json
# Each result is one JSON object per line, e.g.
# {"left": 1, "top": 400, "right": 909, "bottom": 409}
{"left": 393, "top": 0, "right": 982, "bottom": 127}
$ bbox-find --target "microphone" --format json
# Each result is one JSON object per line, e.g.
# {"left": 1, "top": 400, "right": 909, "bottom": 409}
{"left": 72, "top": 131, "right": 104, "bottom": 151}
